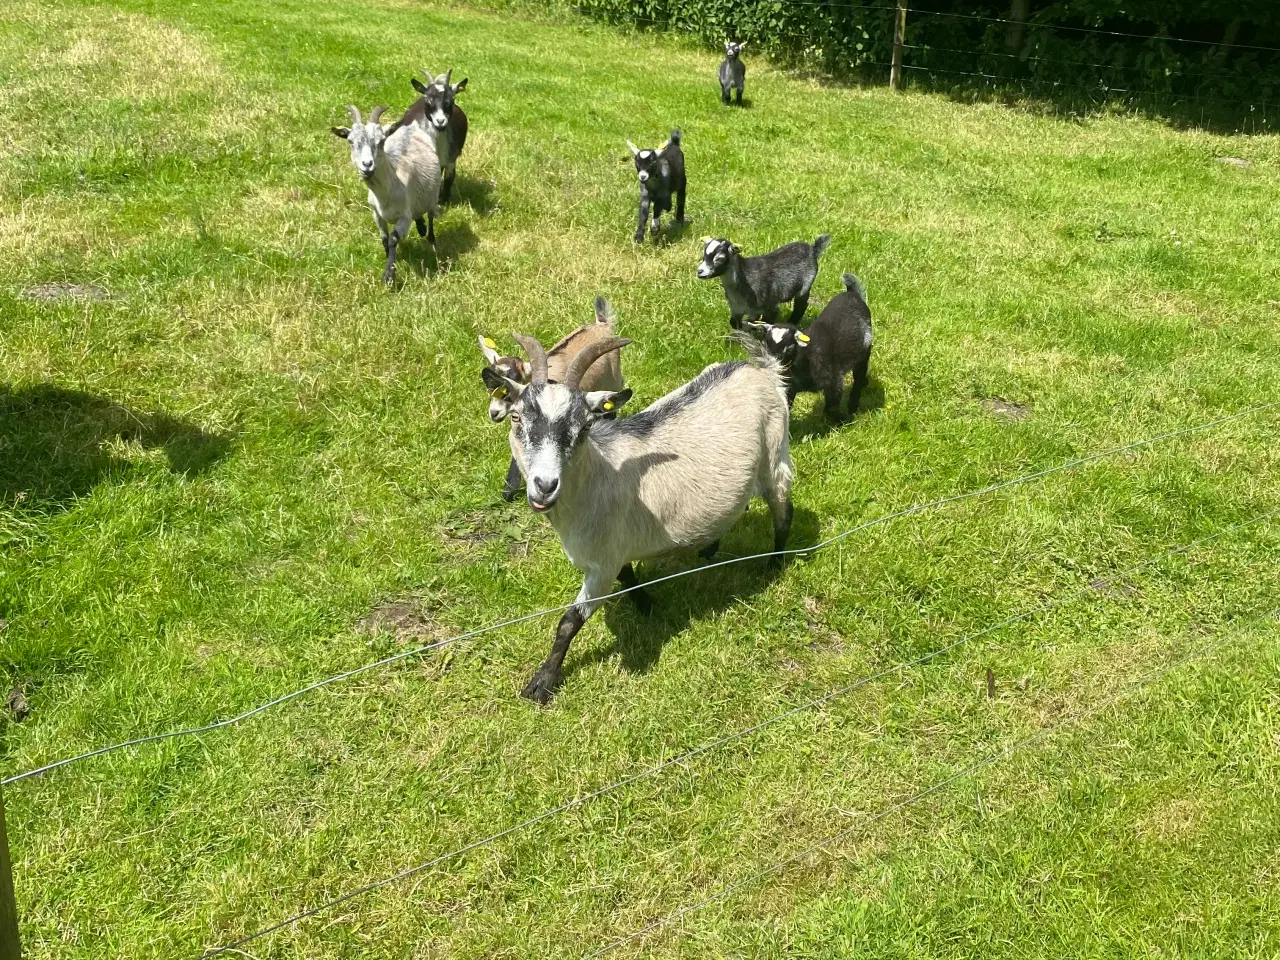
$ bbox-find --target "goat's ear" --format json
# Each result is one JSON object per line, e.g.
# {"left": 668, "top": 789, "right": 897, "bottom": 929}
{"left": 453, "top": 77, "right": 468, "bottom": 94}
{"left": 331, "top": 126, "right": 350, "bottom": 139}
{"left": 626, "top": 140, "right": 640, "bottom": 157}
{"left": 483, "top": 367, "right": 526, "bottom": 402}
{"left": 383, "top": 119, "right": 403, "bottom": 138}
{"left": 794, "top": 331, "right": 811, "bottom": 347}
{"left": 481, "top": 365, "right": 505, "bottom": 391}
{"left": 478, "top": 335, "right": 501, "bottom": 365}
{"left": 743, "top": 321, "right": 771, "bottom": 339}
{"left": 739, "top": 40, "right": 748, "bottom": 49}
{"left": 724, "top": 40, "right": 732, "bottom": 51}
{"left": 411, "top": 78, "right": 429, "bottom": 94}
{"left": 584, "top": 388, "right": 632, "bottom": 417}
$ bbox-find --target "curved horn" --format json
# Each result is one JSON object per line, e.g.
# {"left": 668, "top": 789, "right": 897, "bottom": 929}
{"left": 370, "top": 105, "right": 388, "bottom": 124}
{"left": 512, "top": 333, "right": 549, "bottom": 383}
{"left": 346, "top": 104, "right": 362, "bottom": 125}
{"left": 564, "top": 337, "right": 630, "bottom": 389}
{"left": 443, "top": 68, "right": 453, "bottom": 87}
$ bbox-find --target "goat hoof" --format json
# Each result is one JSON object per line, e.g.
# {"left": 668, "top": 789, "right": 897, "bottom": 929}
{"left": 502, "top": 486, "right": 520, "bottom": 503}
{"left": 630, "top": 589, "right": 654, "bottom": 616}
{"left": 521, "top": 669, "right": 560, "bottom": 705}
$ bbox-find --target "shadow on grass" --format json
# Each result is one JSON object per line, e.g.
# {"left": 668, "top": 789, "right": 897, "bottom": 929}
{"left": 566, "top": 504, "right": 822, "bottom": 679}
{"left": 790, "top": 375, "right": 886, "bottom": 441}
{"left": 403, "top": 220, "right": 480, "bottom": 279}
{"left": 451, "top": 175, "right": 498, "bottom": 216}
{"left": 0, "top": 385, "right": 232, "bottom": 512}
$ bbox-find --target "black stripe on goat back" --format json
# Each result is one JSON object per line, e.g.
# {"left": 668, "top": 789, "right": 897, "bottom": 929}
{"left": 607, "top": 362, "right": 747, "bottom": 439}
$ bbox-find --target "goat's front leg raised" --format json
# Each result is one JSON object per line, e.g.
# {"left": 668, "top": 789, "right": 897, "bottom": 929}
{"left": 634, "top": 193, "right": 650, "bottom": 245}
{"left": 523, "top": 568, "right": 613, "bottom": 705}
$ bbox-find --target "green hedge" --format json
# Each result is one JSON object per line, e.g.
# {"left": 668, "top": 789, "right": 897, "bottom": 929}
{"left": 547, "top": 1, "right": 1278, "bottom": 115}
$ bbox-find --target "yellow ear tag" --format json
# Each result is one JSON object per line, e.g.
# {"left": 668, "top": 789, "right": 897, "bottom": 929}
{"left": 602, "top": 400, "right": 614, "bottom": 411}
{"left": 491, "top": 385, "right": 507, "bottom": 399}
{"left": 796, "top": 333, "right": 811, "bottom": 344}
{"left": 659, "top": 140, "right": 670, "bottom": 149}
{"left": 483, "top": 337, "right": 497, "bottom": 350}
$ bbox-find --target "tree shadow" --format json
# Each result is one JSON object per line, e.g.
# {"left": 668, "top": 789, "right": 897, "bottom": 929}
{"left": 790, "top": 375, "right": 886, "bottom": 442}
{"left": 566, "top": 504, "right": 822, "bottom": 680}
{"left": 451, "top": 176, "right": 498, "bottom": 216}
{"left": 0, "top": 385, "right": 232, "bottom": 513}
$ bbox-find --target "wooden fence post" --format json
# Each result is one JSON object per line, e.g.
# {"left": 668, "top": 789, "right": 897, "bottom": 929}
{"left": 890, "top": 0, "right": 908, "bottom": 91}
{"left": 0, "top": 784, "right": 20, "bottom": 960}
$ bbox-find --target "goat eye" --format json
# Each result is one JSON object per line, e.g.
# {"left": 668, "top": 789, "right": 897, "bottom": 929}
{"left": 509, "top": 412, "right": 521, "bottom": 423}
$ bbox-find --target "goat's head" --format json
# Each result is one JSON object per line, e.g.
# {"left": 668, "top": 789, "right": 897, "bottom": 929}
{"left": 697, "top": 237, "right": 738, "bottom": 279}
{"left": 745, "top": 321, "right": 810, "bottom": 367}
{"left": 724, "top": 40, "right": 746, "bottom": 58}
{"left": 478, "top": 335, "right": 530, "bottom": 423}
{"left": 411, "top": 69, "right": 468, "bottom": 132}
{"left": 626, "top": 137, "right": 671, "bottom": 187}
{"left": 331, "top": 105, "right": 399, "bottom": 180}
{"left": 495, "top": 333, "right": 632, "bottom": 513}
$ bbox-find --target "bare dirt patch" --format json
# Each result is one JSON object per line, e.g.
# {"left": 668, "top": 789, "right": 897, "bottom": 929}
{"left": 981, "top": 397, "right": 1031, "bottom": 420}
{"left": 357, "top": 600, "right": 447, "bottom": 645}
{"left": 21, "top": 283, "right": 108, "bottom": 302}
{"left": 5, "top": 686, "right": 30, "bottom": 722}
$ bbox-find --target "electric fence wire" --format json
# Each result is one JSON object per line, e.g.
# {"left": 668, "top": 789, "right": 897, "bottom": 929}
{"left": 200, "top": 508, "right": 1277, "bottom": 956}
{"left": 6, "top": 400, "right": 1277, "bottom": 788}
{"left": 582, "top": 608, "right": 1277, "bottom": 957}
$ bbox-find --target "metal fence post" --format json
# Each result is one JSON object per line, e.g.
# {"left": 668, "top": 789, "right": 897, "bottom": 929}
{"left": 890, "top": 0, "right": 908, "bottom": 91}
{"left": 0, "top": 784, "right": 20, "bottom": 960}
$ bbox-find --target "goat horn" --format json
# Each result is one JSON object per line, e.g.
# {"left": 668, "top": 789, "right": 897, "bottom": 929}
{"left": 346, "top": 104, "right": 362, "bottom": 125}
{"left": 370, "top": 105, "right": 388, "bottom": 124}
{"left": 512, "top": 333, "right": 549, "bottom": 383}
{"left": 564, "top": 337, "right": 631, "bottom": 390}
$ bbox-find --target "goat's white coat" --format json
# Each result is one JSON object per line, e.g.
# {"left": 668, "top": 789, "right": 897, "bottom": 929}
{"left": 363, "top": 124, "right": 442, "bottom": 241}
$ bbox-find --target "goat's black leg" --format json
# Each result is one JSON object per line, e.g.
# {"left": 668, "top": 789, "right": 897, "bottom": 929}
{"left": 730, "top": 313, "right": 744, "bottom": 330}
{"left": 617, "top": 563, "right": 653, "bottom": 615}
{"left": 770, "top": 499, "right": 794, "bottom": 569}
{"left": 721, "top": 84, "right": 731, "bottom": 105}
{"left": 675, "top": 183, "right": 686, "bottom": 223}
{"left": 415, "top": 216, "right": 428, "bottom": 237}
{"left": 427, "top": 215, "right": 436, "bottom": 247}
{"left": 849, "top": 347, "right": 871, "bottom": 416}
{"left": 789, "top": 292, "right": 811, "bottom": 327}
{"left": 698, "top": 540, "right": 719, "bottom": 561}
{"left": 823, "top": 380, "right": 846, "bottom": 421}
{"left": 523, "top": 572, "right": 611, "bottom": 704}
{"left": 441, "top": 169, "right": 455, "bottom": 205}
{"left": 383, "top": 226, "right": 403, "bottom": 286}
{"left": 786, "top": 384, "right": 798, "bottom": 408}
{"left": 735, "top": 86, "right": 744, "bottom": 106}
{"left": 501, "top": 457, "right": 522, "bottom": 502}
{"left": 635, "top": 195, "right": 650, "bottom": 245}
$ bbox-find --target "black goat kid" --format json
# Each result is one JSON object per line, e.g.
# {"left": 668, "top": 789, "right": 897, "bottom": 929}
{"left": 719, "top": 41, "right": 747, "bottom": 105}
{"left": 626, "top": 129, "right": 686, "bottom": 245}
{"left": 747, "top": 273, "right": 872, "bottom": 420}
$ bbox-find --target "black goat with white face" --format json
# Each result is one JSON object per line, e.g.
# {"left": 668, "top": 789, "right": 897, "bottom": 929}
{"left": 719, "top": 40, "right": 747, "bottom": 105}
{"left": 626, "top": 129, "right": 686, "bottom": 245}
{"left": 747, "top": 272, "right": 873, "bottom": 420}
{"left": 405, "top": 68, "right": 468, "bottom": 204}
{"left": 698, "top": 234, "right": 831, "bottom": 329}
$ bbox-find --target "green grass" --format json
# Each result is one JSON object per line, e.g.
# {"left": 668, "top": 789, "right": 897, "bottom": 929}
{"left": 2, "top": 0, "right": 1280, "bottom": 957}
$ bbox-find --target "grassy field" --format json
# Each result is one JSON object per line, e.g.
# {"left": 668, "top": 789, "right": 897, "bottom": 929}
{"left": 3, "top": 0, "right": 1280, "bottom": 956}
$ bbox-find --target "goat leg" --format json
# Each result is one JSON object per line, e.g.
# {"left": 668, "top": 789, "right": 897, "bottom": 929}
{"left": 617, "top": 563, "right": 653, "bottom": 615}
{"left": 770, "top": 499, "right": 794, "bottom": 569}
{"left": 416, "top": 216, "right": 429, "bottom": 237}
{"left": 501, "top": 457, "right": 523, "bottom": 502}
{"left": 730, "top": 313, "right": 744, "bottom": 330}
{"left": 736, "top": 85, "right": 744, "bottom": 106}
{"left": 698, "top": 540, "right": 719, "bottom": 561}
{"left": 383, "top": 222, "right": 405, "bottom": 286}
{"left": 849, "top": 348, "right": 871, "bottom": 416}
{"left": 675, "top": 183, "right": 686, "bottom": 223}
{"left": 721, "top": 83, "right": 731, "bottom": 105}
{"left": 523, "top": 570, "right": 612, "bottom": 704}
{"left": 635, "top": 195, "right": 650, "bottom": 245}
{"left": 788, "top": 292, "right": 811, "bottom": 327}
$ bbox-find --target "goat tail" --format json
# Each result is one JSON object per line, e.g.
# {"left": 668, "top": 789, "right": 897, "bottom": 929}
{"left": 594, "top": 295, "right": 616, "bottom": 329}
{"left": 813, "top": 233, "right": 833, "bottom": 259}
{"left": 842, "top": 272, "right": 867, "bottom": 303}
{"left": 668, "top": 127, "right": 683, "bottom": 145}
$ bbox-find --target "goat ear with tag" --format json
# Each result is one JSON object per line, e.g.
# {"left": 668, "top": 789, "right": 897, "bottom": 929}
{"left": 796, "top": 332, "right": 811, "bottom": 346}
{"left": 585, "top": 388, "right": 632, "bottom": 418}
{"left": 478, "top": 335, "right": 501, "bottom": 365}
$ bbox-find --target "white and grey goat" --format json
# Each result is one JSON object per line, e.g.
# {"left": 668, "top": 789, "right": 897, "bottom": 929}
{"left": 407, "top": 68, "right": 468, "bottom": 205}
{"left": 331, "top": 105, "right": 441, "bottom": 286}
{"left": 697, "top": 234, "right": 831, "bottom": 329}
{"left": 479, "top": 296, "right": 626, "bottom": 501}
{"left": 719, "top": 40, "right": 747, "bottom": 105}
{"left": 494, "top": 330, "right": 794, "bottom": 703}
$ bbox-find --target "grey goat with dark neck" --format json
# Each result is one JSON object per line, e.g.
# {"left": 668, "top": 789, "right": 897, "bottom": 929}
{"left": 719, "top": 40, "right": 747, "bottom": 105}
{"left": 697, "top": 234, "right": 832, "bottom": 329}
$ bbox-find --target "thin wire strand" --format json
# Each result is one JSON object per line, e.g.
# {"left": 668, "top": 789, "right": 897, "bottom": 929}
{"left": 199, "top": 509, "right": 1276, "bottom": 956}
{"left": 582, "top": 610, "right": 1276, "bottom": 957}
{"left": 7, "top": 399, "right": 1277, "bottom": 788}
